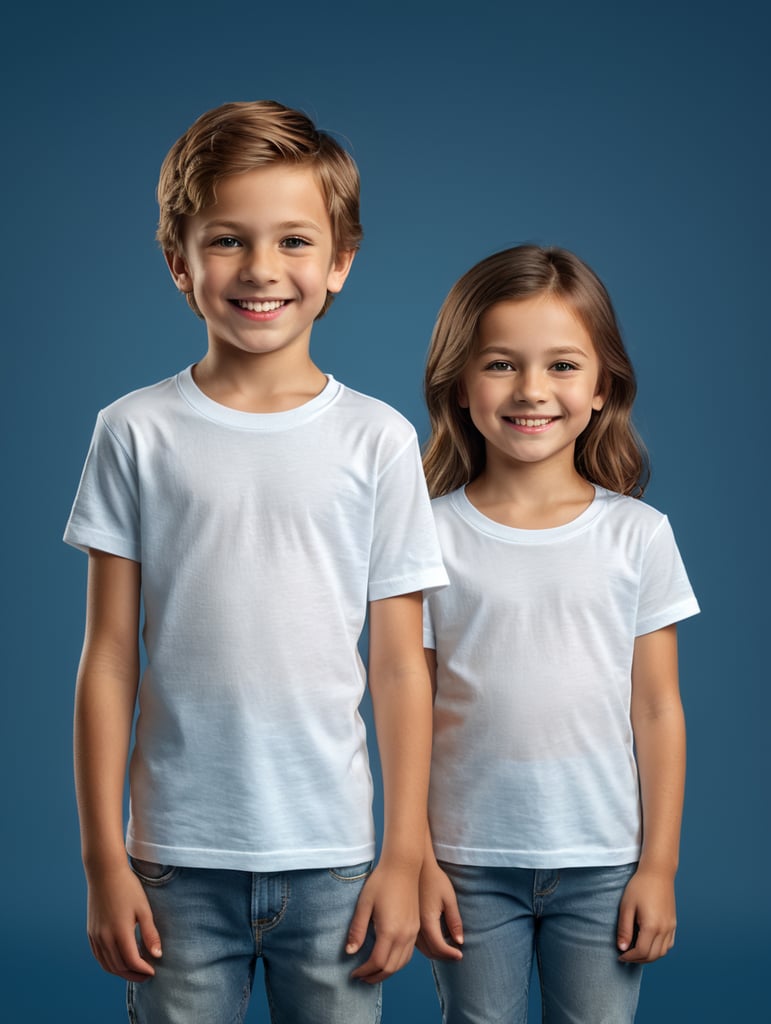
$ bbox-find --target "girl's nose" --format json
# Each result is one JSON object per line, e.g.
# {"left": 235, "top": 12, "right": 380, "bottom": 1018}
{"left": 514, "top": 368, "right": 547, "bottom": 404}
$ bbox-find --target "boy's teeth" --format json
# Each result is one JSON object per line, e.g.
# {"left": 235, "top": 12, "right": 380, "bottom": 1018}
{"left": 237, "top": 299, "right": 285, "bottom": 312}
{"left": 513, "top": 417, "right": 551, "bottom": 426}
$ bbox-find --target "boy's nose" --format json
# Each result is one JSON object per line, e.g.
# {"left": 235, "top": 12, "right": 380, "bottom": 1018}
{"left": 240, "top": 247, "right": 280, "bottom": 284}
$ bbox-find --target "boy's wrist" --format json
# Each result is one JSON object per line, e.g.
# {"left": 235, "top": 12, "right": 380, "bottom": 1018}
{"left": 376, "top": 845, "right": 424, "bottom": 875}
{"left": 82, "top": 844, "right": 131, "bottom": 879}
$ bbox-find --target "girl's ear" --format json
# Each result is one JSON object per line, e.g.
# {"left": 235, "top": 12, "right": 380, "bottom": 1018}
{"left": 165, "top": 250, "right": 194, "bottom": 293}
{"left": 592, "top": 370, "right": 609, "bottom": 412}
{"left": 457, "top": 379, "right": 469, "bottom": 409}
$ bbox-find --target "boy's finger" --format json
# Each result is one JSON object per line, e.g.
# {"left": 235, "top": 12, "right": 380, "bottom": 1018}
{"left": 138, "top": 908, "right": 163, "bottom": 960}
{"left": 345, "top": 898, "right": 373, "bottom": 955}
{"left": 616, "top": 902, "right": 636, "bottom": 953}
{"left": 443, "top": 900, "right": 464, "bottom": 946}
{"left": 351, "top": 934, "right": 409, "bottom": 982}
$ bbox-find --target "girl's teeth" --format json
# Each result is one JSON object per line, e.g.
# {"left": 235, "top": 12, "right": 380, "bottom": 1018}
{"left": 513, "top": 417, "right": 552, "bottom": 427}
{"left": 237, "top": 299, "right": 285, "bottom": 312}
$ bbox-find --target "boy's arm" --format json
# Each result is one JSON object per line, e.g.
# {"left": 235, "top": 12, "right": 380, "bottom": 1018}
{"left": 416, "top": 648, "right": 464, "bottom": 961}
{"left": 347, "top": 592, "right": 432, "bottom": 983}
{"left": 617, "top": 622, "right": 685, "bottom": 963}
{"left": 74, "top": 549, "right": 161, "bottom": 982}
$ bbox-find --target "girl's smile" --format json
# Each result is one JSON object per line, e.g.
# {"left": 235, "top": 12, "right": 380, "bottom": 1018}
{"left": 504, "top": 415, "right": 559, "bottom": 432}
{"left": 460, "top": 294, "right": 605, "bottom": 472}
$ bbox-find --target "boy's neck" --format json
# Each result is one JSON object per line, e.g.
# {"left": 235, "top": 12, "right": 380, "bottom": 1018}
{"left": 192, "top": 351, "right": 328, "bottom": 414}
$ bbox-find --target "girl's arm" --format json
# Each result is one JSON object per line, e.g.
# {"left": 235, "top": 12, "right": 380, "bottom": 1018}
{"left": 347, "top": 592, "right": 433, "bottom": 983}
{"left": 416, "top": 647, "right": 464, "bottom": 961}
{"left": 617, "top": 622, "right": 685, "bottom": 963}
{"left": 74, "top": 549, "right": 161, "bottom": 982}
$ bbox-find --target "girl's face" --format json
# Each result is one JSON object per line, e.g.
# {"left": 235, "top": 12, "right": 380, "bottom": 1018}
{"left": 459, "top": 294, "right": 606, "bottom": 474}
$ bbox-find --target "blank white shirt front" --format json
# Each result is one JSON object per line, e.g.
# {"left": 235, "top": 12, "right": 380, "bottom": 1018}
{"left": 424, "top": 485, "right": 699, "bottom": 868}
{"left": 65, "top": 368, "right": 448, "bottom": 871}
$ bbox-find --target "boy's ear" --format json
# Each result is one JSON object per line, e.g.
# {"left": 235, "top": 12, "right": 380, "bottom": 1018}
{"left": 165, "top": 250, "right": 193, "bottom": 293}
{"left": 326, "top": 249, "right": 356, "bottom": 295}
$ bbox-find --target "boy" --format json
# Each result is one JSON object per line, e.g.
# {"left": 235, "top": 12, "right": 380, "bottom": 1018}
{"left": 65, "top": 100, "right": 447, "bottom": 1023}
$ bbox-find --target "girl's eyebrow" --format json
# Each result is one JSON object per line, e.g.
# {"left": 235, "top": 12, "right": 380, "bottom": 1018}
{"left": 477, "top": 344, "right": 591, "bottom": 358}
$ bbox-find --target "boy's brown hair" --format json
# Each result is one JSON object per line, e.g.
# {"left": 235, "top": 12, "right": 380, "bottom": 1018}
{"left": 157, "top": 100, "right": 363, "bottom": 318}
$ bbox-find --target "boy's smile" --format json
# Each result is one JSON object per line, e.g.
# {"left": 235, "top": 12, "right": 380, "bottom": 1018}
{"left": 460, "top": 294, "right": 605, "bottom": 473}
{"left": 166, "top": 164, "right": 354, "bottom": 367}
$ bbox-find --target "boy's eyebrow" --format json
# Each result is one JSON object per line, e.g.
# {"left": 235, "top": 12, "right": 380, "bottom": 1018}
{"left": 199, "top": 217, "right": 325, "bottom": 233}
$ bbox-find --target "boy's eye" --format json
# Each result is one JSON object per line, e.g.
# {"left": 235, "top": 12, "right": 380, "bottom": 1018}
{"left": 281, "top": 236, "right": 309, "bottom": 250}
{"left": 214, "top": 236, "right": 241, "bottom": 248}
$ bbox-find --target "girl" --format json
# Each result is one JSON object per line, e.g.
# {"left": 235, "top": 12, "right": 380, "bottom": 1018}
{"left": 418, "top": 246, "right": 699, "bottom": 1023}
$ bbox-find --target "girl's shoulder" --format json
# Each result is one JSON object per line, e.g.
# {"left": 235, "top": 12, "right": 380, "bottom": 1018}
{"left": 595, "top": 486, "right": 670, "bottom": 528}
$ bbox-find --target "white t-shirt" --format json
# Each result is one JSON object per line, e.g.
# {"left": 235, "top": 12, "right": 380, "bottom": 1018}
{"left": 65, "top": 368, "right": 448, "bottom": 871}
{"left": 424, "top": 485, "right": 699, "bottom": 869}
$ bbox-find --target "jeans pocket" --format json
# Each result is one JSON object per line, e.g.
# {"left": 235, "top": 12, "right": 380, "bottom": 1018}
{"left": 327, "top": 860, "right": 374, "bottom": 882}
{"left": 129, "top": 857, "right": 179, "bottom": 886}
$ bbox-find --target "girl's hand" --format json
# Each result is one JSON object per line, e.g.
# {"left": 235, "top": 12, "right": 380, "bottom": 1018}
{"left": 86, "top": 863, "right": 162, "bottom": 982}
{"left": 616, "top": 865, "right": 677, "bottom": 963}
{"left": 416, "top": 857, "right": 464, "bottom": 961}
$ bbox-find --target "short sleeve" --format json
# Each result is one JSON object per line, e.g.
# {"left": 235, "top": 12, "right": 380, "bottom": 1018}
{"left": 63, "top": 412, "right": 142, "bottom": 561}
{"left": 367, "top": 434, "right": 448, "bottom": 602}
{"left": 635, "top": 516, "right": 699, "bottom": 636}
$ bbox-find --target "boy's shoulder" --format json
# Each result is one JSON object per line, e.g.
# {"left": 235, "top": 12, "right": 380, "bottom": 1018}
{"left": 333, "top": 379, "right": 416, "bottom": 438}
{"left": 98, "top": 371, "right": 180, "bottom": 427}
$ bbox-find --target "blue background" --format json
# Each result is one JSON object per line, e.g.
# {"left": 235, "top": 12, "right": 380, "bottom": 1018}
{"left": 2, "top": 0, "right": 767, "bottom": 1019}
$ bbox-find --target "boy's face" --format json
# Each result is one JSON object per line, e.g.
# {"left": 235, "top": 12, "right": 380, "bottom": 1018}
{"left": 166, "top": 164, "right": 354, "bottom": 364}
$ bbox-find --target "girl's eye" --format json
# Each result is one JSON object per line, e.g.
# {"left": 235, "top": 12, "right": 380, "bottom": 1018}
{"left": 214, "top": 236, "right": 241, "bottom": 248}
{"left": 281, "top": 236, "right": 309, "bottom": 250}
{"left": 552, "top": 361, "right": 577, "bottom": 372}
{"left": 487, "top": 360, "right": 514, "bottom": 371}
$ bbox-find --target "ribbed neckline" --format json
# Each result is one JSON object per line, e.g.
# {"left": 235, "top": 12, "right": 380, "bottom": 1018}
{"left": 175, "top": 365, "right": 341, "bottom": 431}
{"left": 449, "top": 484, "right": 610, "bottom": 544}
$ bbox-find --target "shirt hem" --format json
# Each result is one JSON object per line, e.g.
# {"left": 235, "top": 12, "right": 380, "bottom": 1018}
{"left": 126, "top": 838, "right": 377, "bottom": 872}
{"left": 432, "top": 843, "right": 641, "bottom": 868}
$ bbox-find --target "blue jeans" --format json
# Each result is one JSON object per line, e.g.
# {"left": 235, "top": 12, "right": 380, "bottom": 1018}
{"left": 432, "top": 863, "right": 643, "bottom": 1024}
{"left": 126, "top": 859, "right": 381, "bottom": 1024}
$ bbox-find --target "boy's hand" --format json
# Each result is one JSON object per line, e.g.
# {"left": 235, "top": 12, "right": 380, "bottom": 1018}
{"left": 416, "top": 857, "right": 464, "bottom": 961}
{"left": 86, "top": 863, "right": 162, "bottom": 982}
{"left": 617, "top": 866, "right": 677, "bottom": 964}
{"left": 346, "top": 861, "right": 420, "bottom": 983}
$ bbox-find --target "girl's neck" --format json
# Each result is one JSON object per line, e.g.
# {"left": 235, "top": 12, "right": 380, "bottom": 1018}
{"left": 465, "top": 461, "right": 596, "bottom": 530}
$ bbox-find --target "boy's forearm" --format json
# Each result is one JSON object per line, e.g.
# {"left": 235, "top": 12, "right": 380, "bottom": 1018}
{"left": 368, "top": 594, "right": 433, "bottom": 871}
{"left": 74, "top": 552, "right": 141, "bottom": 875}
{"left": 74, "top": 662, "right": 139, "bottom": 873}
{"left": 372, "top": 670, "right": 432, "bottom": 869}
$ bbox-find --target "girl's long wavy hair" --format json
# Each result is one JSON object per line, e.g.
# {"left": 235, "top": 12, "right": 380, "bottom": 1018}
{"left": 423, "top": 245, "right": 649, "bottom": 498}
